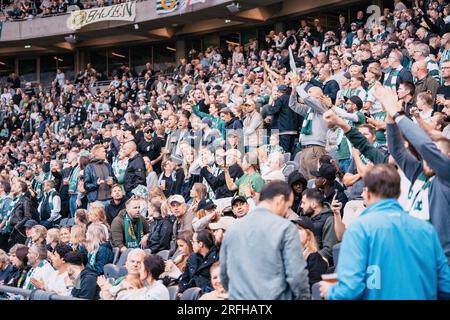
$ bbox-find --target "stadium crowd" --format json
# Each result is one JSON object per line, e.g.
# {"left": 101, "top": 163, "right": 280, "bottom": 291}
{"left": 0, "top": 0, "right": 450, "bottom": 300}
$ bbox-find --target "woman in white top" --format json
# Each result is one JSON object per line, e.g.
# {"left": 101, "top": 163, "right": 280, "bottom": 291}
{"left": 135, "top": 254, "right": 170, "bottom": 300}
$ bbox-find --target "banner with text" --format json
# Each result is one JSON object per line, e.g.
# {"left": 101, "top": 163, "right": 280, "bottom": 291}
{"left": 67, "top": 2, "right": 136, "bottom": 31}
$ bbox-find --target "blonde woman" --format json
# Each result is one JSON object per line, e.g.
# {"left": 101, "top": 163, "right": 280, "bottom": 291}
{"left": 46, "top": 228, "right": 60, "bottom": 253}
{"left": 87, "top": 201, "right": 110, "bottom": 239}
{"left": 85, "top": 223, "right": 114, "bottom": 275}
{"left": 70, "top": 224, "right": 87, "bottom": 254}
{"left": 292, "top": 217, "right": 328, "bottom": 286}
{"left": 30, "top": 225, "right": 47, "bottom": 246}
{"left": 143, "top": 156, "right": 158, "bottom": 191}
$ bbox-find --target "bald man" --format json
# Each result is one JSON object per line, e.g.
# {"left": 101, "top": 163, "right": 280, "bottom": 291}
{"left": 122, "top": 141, "right": 147, "bottom": 197}
{"left": 411, "top": 60, "right": 439, "bottom": 103}
{"left": 288, "top": 79, "right": 329, "bottom": 180}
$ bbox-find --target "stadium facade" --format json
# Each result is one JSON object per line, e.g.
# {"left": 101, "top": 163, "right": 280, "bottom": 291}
{"left": 0, "top": 0, "right": 384, "bottom": 85}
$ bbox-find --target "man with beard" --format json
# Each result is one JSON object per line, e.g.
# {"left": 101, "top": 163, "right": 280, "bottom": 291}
{"left": 138, "top": 127, "right": 164, "bottom": 175}
{"left": 105, "top": 185, "right": 126, "bottom": 225}
{"left": 300, "top": 188, "right": 339, "bottom": 266}
{"left": 288, "top": 171, "right": 308, "bottom": 214}
{"left": 310, "top": 163, "right": 348, "bottom": 210}
{"left": 111, "top": 197, "right": 149, "bottom": 252}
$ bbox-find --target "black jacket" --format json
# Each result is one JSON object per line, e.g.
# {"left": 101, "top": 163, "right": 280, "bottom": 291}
{"left": 9, "top": 195, "right": 32, "bottom": 234}
{"left": 147, "top": 216, "right": 173, "bottom": 253}
{"left": 105, "top": 198, "right": 127, "bottom": 225}
{"left": 178, "top": 246, "right": 219, "bottom": 293}
{"left": 71, "top": 267, "right": 100, "bottom": 300}
{"left": 288, "top": 171, "right": 307, "bottom": 214}
{"left": 137, "top": 136, "right": 164, "bottom": 174}
{"left": 267, "top": 92, "right": 300, "bottom": 132}
{"left": 224, "top": 117, "right": 243, "bottom": 130}
{"left": 123, "top": 153, "right": 147, "bottom": 194}
{"left": 200, "top": 163, "right": 243, "bottom": 199}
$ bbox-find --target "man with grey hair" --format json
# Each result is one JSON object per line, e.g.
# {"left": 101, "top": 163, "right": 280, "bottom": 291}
{"left": 97, "top": 248, "right": 146, "bottom": 300}
{"left": 412, "top": 42, "right": 440, "bottom": 81}
{"left": 262, "top": 152, "right": 286, "bottom": 182}
{"left": 23, "top": 243, "right": 54, "bottom": 290}
{"left": 411, "top": 60, "right": 439, "bottom": 103}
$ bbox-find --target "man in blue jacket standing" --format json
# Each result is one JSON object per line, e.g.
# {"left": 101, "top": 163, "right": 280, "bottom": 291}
{"left": 319, "top": 164, "right": 450, "bottom": 300}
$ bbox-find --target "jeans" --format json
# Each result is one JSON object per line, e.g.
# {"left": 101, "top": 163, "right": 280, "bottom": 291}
{"left": 338, "top": 159, "right": 352, "bottom": 174}
{"left": 69, "top": 194, "right": 78, "bottom": 218}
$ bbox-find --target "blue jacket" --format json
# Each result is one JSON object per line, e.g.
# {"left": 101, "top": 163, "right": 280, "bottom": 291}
{"left": 83, "top": 159, "right": 115, "bottom": 203}
{"left": 327, "top": 199, "right": 450, "bottom": 300}
{"left": 87, "top": 242, "right": 114, "bottom": 275}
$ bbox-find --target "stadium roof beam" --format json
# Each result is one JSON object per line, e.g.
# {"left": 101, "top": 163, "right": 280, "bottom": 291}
{"left": 77, "top": 34, "right": 151, "bottom": 48}
{"left": 178, "top": 18, "right": 243, "bottom": 35}
{"left": 232, "top": 6, "right": 277, "bottom": 22}
{"left": 147, "top": 27, "right": 176, "bottom": 39}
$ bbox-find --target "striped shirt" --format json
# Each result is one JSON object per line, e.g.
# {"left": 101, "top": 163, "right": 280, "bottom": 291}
{"left": 425, "top": 57, "right": 440, "bottom": 81}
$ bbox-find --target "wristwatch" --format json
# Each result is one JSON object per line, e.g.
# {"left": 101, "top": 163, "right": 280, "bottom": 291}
{"left": 392, "top": 110, "right": 406, "bottom": 121}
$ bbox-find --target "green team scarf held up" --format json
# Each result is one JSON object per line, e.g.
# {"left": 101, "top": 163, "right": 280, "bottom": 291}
{"left": 123, "top": 214, "right": 143, "bottom": 248}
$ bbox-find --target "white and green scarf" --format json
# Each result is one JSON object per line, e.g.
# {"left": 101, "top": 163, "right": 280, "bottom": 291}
{"left": 405, "top": 172, "right": 431, "bottom": 221}
{"left": 300, "top": 108, "right": 313, "bottom": 137}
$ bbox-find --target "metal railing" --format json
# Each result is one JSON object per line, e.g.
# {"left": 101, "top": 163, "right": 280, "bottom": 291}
{"left": 0, "top": 284, "right": 85, "bottom": 300}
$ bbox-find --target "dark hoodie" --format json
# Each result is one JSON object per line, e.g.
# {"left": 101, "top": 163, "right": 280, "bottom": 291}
{"left": 288, "top": 171, "right": 307, "bottom": 214}
{"left": 71, "top": 267, "right": 100, "bottom": 300}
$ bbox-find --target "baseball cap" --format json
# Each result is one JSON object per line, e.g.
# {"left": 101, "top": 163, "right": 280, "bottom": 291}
{"left": 24, "top": 220, "right": 38, "bottom": 228}
{"left": 310, "top": 163, "right": 337, "bottom": 181}
{"left": 292, "top": 216, "right": 316, "bottom": 235}
{"left": 198, "top": 198, "right": 217, "bottom": 211}
{"left": 277, "top": 84, "right": 288, "bottom": 91}
{"left": 168, "top": 195, "right": 186, "bottom": 204}
{"left": 219, "top": 107, "right": 235, "bottom": 116}
{"left": 347, "top": 95, "right": 363, "bottom": 110}
{"left": 209, "top": 216, "right": 237, "bottom": 231}
{"left": 201, "top": 117, "right": 213, "bottom": 127}
{"left": 231, "top": 195, "right": 247, "bottom": 206}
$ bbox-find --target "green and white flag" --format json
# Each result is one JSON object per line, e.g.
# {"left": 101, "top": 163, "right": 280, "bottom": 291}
{"left": 157, "top": 0, "right": 179, "bottom": 14}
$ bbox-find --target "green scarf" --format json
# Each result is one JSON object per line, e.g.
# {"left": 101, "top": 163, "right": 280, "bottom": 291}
{"left": 24, "top": 259, "right": 48, "bottom": 290}
{"left": 300, "top": 108, "right": 313, "bottom": 136}
{"left": 3, "top": 195, "right": 20, "bottom": 234}
{"left": 123, "top": 214, "right": 143, "bottom": 248}
{"left": 88, "top": 250, "right": 98, "bottom": 267}
{"left": 68, "top": 166, "right": 81, "bottom": 193}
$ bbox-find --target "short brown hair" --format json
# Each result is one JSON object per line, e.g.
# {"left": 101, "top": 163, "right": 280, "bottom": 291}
{"left": 363, "top": 164, "right": 401, "bottom": 199}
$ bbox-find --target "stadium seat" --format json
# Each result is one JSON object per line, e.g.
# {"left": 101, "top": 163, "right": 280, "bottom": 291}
{"left": 168, "top": 286, "right": 179, "bottom": 300}
{"left": 104, "top": 264, "right": 128, "bottom": 279}
{"left": 283, "top": 152, "right": 291, "bottom": 163}
{"left": 282, "top": 164, "right": 295, "bottom": 179}
{"left": 58, "top": 218, "right": 69, "bottom": 227}
{"left": 156, "top": 250, "right": 170, "bottom": 260}
{"left": 311, "top": 282, "right": 322, "bottom": 300}
{"left": 286, "top": 160, "right": 299, "bottom": 171}
{"left": 112, "top": 248, "right": 120, "bottom": 265}
{"left": 116, "top": 248, "right": 132, "bottom": 267}
{"left": 332, "top": 243, "right": 341, "bottom": 267}
{"left": 180, "top": 287, "right": 202, "bottom": 300}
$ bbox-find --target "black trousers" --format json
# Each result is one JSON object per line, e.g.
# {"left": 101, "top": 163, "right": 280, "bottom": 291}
{"left": 279, "top": 134, "right": 297, "bottom": 156}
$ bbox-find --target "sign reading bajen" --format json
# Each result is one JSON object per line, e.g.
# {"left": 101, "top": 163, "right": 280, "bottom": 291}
{"left": 67, "top": 2, "right": 136, "bottom": 31}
